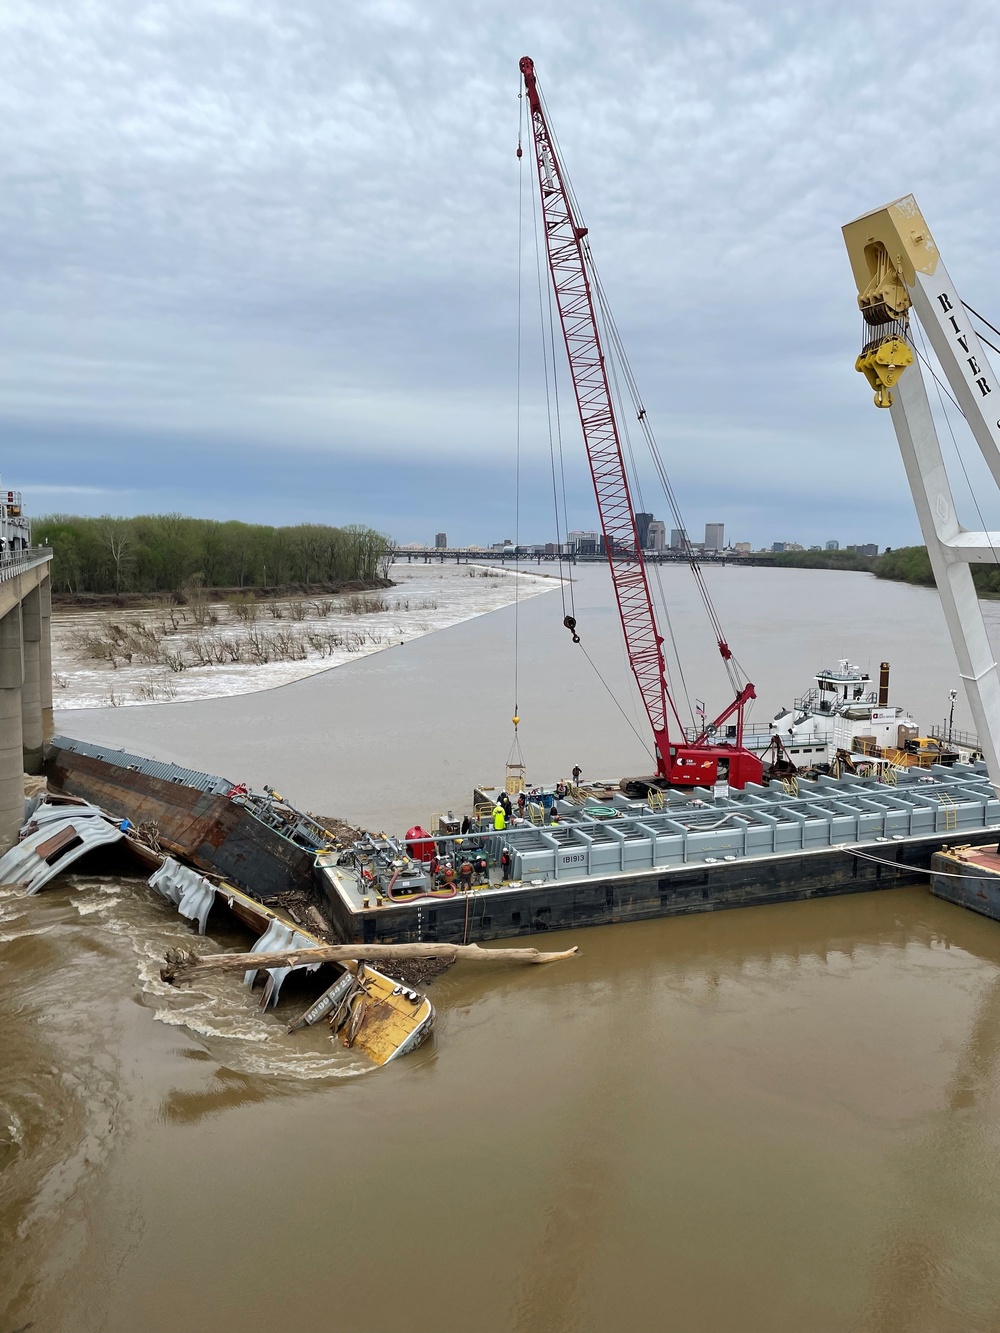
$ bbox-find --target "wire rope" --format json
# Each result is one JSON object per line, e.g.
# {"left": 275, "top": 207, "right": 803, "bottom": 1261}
{"left": 538, "top": 104, "right": 710, "bottom": 729}
{"left": 587, "top": 250, "right": 746, "bottom": 701}
{"left": 547, "top": 290, "right": 576, "bottom": 621}
{"left": 543, "top": 257, "right": 575, "bottom": 619}
{"left": 508, "top": 88, "right": 526, "bottom": 775}
{"left": 531, "top": 77, "right": 751, "bottom": 751}
{"left": 527, "top": 131, "right": 572, "bottom": 622}
{"left": 596, "top": 290, "right": 696, "bottom": 732}
{"left": 962, "top": 301, "right": 1000, "bottom": 355}
{"left": 575, "top": 639, "right": 656, "bottom": 761}
{"left": 913, "top": 315, "right": 1000, "bottom": 571}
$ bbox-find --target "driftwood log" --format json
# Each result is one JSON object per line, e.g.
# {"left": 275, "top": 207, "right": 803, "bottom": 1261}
{"left": 161, "top": 941, "right": 578, "bottom": 985}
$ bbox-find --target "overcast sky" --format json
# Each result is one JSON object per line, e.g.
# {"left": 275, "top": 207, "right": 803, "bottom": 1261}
{"left": 4, "top": 0, "right": 1000, "bottom": 548}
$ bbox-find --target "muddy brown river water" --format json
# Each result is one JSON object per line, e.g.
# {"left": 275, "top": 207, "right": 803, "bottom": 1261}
{"left": 5, "top": 564, "right": 1000, "bottom": 1331}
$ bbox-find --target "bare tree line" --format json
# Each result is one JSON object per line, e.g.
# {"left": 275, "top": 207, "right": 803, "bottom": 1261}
{"left": 64, "top": 591, "right": 438, "bottom": 673}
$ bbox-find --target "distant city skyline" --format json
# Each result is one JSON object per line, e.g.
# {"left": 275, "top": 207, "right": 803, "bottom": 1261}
{"left": 402, "top": 527, "right": 884, "bottom": 556}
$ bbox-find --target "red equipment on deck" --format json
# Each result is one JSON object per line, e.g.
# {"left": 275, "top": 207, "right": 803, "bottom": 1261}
{"left": 519, "top": 57, "right": 762, "bottom": 790}
{"left": 405, "top": 826, "right": 436, "bottom": 864}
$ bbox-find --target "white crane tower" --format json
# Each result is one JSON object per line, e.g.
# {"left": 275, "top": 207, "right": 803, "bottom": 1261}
{"left": 843, "top": 196, "right": 1000, "bottom": 788}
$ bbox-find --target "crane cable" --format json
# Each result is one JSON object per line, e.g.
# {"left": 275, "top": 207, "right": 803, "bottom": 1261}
{"left": 528, "top": 79, "right": 750, "bottom": 741}
{"left": 911, "top": 314, "right": 1000, "bottom": 573}
{"left": 527, "top": 111, "right": 575, "bottom": 624}
{"left": 587, "top": 255, "right": 750, "bottom": 699}
{"left": 598, "top": 292, "right": 699, "bottom": 735}
{"left": 534, "top": 83, "right": 747, "bottom": 700}
{"left": 525, "top": 100, "right": 653, "bottom": 750}
{"left": 962, "top": 301, "right": 1000, "bottom": 357}
{"left": 508, "top": 89, "right": 525, "bottom": 774}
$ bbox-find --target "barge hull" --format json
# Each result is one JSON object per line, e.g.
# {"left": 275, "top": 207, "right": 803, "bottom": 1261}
{"left": 931, "top": 844, "right": 1000, "bottom": 922}
{"left": 319, "top": 827, "right": 1000, "bottom": 945}
{"left": 45, "top": 739, "right": 314, "bottom": 899}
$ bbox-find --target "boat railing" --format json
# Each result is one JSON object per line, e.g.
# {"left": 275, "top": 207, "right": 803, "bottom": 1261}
{"left": 930, "top": 723, "right": 982, "bottom": 751}
{"left": 683, "top": 722, "right": 775, "bottom": 744}
{"left": 793, "top": 690, "right": 879, "bottom": 712}
{"left": 239, "top": 790, "right": 339, "bottom": 851}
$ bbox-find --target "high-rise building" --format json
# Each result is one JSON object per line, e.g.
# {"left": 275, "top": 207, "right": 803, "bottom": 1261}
{"left": 669, "top": 527, "right": 687, "bottom": 550}
{"left": 434, "top": 532, "right": 447, "bottom": 549}
{"left": 634, "top": 512, "right": 653, "bottom": 551}
{"left": 772, "top": 541, "right": 786, "bottom": 553}
{"left": 704, "top": 522, "right": 724, "bottom": 551}
{"left": 567, "top": 530, "right": 598, "bottom": 556}
{"left": 646, "top": 520, "right": 666, "bottom": 552}
{"left": 825, "top": 539, "right": 840, "bottom": 551}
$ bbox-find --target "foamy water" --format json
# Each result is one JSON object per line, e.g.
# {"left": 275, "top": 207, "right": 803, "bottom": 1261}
{"left": 51, "top": 563, "right": 557, "bottom": 709}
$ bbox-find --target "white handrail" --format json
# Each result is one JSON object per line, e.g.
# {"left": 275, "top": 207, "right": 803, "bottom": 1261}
{"left": 0, "top": 546, "right": 52, "bottom": 583}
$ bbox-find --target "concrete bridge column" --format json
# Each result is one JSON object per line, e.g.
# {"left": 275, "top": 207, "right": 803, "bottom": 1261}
{"left": 38, "top": 576, "right": 53, "bottom": 712}
{"left": 21, "top": 585, "right": 43, "bottom": 774}
{"left": 0, "top": 606, "right": 24, "bottom": 851}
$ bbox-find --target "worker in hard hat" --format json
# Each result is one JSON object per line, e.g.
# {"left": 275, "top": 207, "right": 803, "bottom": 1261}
{"left": 493, "top": 803, "right": 506, "bottom": 831}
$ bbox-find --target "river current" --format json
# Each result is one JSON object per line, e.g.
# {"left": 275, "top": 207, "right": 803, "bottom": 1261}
{"left": 5, "top": 563, "right": 1000, "bottom": 1331}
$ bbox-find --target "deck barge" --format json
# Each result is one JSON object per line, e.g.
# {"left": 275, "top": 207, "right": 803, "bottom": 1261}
{"left": 318, "top": 765, "right": 1000, "bottom": 943}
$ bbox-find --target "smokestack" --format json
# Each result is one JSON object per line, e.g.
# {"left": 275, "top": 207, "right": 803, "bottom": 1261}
{"left": 878, "top": 661, "right": 890, "bottom": 707}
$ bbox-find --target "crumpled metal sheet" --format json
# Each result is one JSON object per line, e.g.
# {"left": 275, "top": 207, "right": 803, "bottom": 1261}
{"left": 148, "top": 857, "right": 217, "bottom": 934}
{"left": 244, "top": 918, "right": 321, "bottom": 1008}
{"left": 0, "top": 801, "right": 124, "bottom": 895}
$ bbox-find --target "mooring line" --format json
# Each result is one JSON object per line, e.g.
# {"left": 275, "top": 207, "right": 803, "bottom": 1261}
{"left": 849, "top": 846, "right": 998, "bottom": 881}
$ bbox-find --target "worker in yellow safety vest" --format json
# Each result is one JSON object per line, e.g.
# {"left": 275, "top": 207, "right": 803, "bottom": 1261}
{"left": 493, "top": 804, "right": 506, "bottom": 831}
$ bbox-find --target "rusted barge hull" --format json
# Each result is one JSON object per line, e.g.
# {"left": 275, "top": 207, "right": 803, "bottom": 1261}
{"left": 44, "top": 737, "right": 315, "bottom": 900}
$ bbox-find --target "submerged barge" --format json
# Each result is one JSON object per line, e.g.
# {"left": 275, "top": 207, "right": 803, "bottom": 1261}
{"left": 44, "top": 735, "right": 1000, "bottom": 944}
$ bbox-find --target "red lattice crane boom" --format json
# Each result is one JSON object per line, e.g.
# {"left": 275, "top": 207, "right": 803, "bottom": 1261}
{"left": 519, "top": 56, "right": 761, "bottom": 790}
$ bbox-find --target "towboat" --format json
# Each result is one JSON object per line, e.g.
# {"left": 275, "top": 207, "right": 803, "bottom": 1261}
{"left": 739, "top": 660, "right": 981, "bottom": 773}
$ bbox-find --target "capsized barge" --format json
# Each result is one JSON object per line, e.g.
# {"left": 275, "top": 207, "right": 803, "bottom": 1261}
{"left": 44, "top": 735, "right": 334, "bottom": 897}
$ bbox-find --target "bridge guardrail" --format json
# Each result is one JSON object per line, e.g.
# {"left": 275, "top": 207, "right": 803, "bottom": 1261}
{"left": 0, "top": 546, "right": 53, "bottom": 583}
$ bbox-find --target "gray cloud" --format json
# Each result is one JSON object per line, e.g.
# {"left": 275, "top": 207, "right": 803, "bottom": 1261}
{"left": 3, "top": 0, "right": 1000, "bottom": 544}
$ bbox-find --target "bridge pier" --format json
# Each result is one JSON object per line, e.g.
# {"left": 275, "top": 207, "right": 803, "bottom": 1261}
{"left": 39, "top": 577, "right": 52, "bottom": 712}
{"left": 0, "top": 605, "right": 25, "bottom": 850}
{"left": 0, "top": 553, "right": 54, "bottom": 850}
{"left": 21, "top": 584, "right": 43, "bottom": 773}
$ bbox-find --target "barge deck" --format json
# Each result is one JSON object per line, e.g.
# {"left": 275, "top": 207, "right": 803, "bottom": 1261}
{"left": 318, "top": 765, "right": 1000, "bottom": 943}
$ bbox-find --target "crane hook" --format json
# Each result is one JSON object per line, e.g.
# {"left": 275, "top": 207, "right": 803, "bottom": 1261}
{"left": 563, "top": 614, "right": 581, "bottom": 644}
